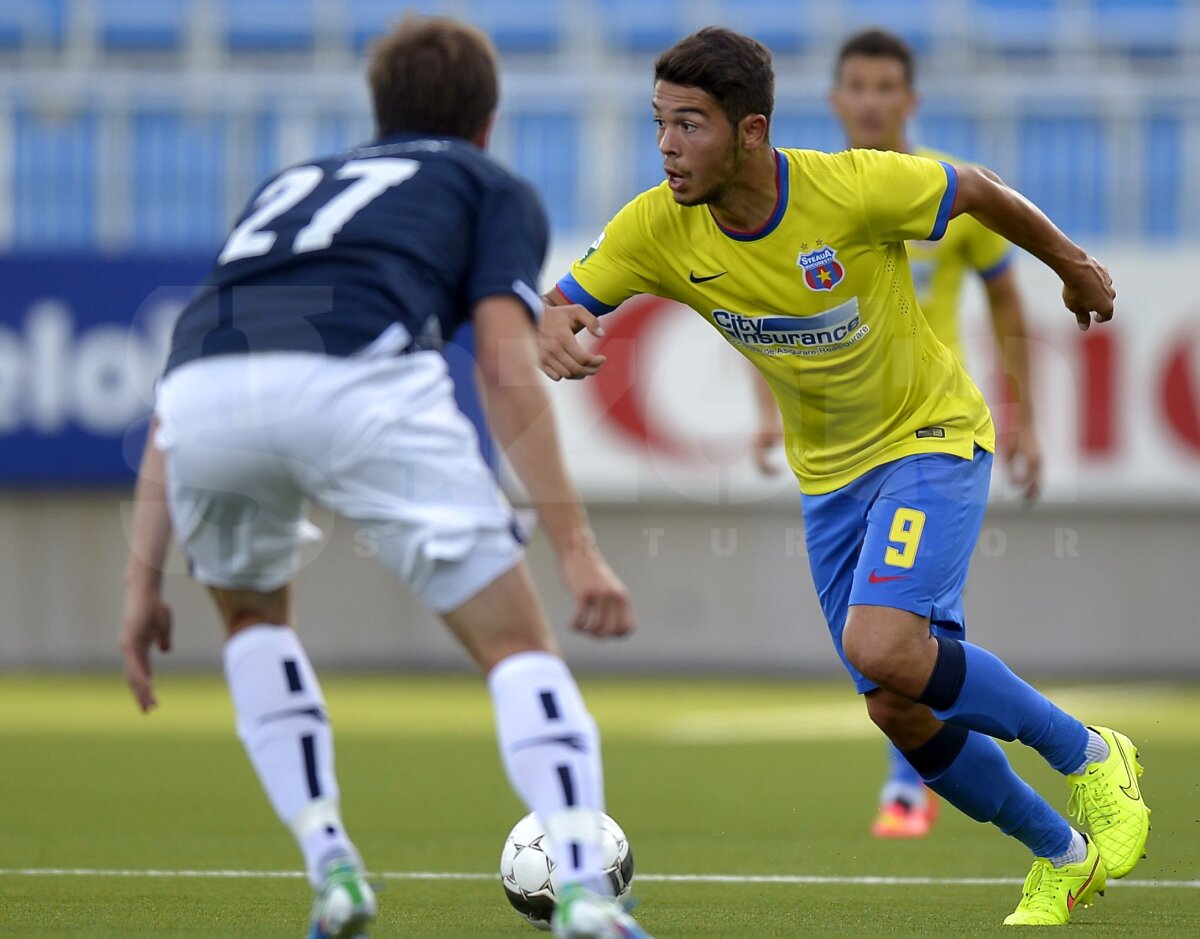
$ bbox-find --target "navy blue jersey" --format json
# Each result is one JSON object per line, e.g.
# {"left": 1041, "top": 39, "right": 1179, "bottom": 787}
{"left": 165, "top": 134, "right": 548, "bottom": 374}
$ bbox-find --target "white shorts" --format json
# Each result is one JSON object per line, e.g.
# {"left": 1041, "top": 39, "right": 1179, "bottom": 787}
{"left": 154, "top": 350, "right": 524, "bottom": 613}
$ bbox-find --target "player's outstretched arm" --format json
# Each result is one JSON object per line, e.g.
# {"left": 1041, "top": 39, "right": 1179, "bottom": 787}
{"left": 120, "top": 415, "right": 175, "bottom": 712}
{"left": 952, "top": 165, "right": 1115, "bottom": 331}
{"left": 474, "top": 294, "right": 634, "bottom": 639}
{"left": 538, "top": 286, "right": 608, "bottom": 381}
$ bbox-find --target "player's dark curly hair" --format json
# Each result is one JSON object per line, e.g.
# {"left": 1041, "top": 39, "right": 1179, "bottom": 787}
{"left": 368, "top": 15, "right": 498, "bottom": 141}
{"left": 654, "top": 28, "right": 775, "bottom": 137}
{"left": 836, "top": 29, "right": 916, "bottom": 86}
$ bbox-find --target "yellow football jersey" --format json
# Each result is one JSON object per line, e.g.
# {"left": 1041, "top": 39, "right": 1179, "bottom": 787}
{"left": 557, "top": 147, "right": 996, "bottom": 495}
{"left": 906, "top": 146, "right": 1013, "bottom": 362}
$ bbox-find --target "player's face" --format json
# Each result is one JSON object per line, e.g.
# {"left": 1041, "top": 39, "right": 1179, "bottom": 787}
{"left": 831, "top": 56, "right": 916, "bottom": 151}
{"left": 653, "top": 81, "right": 741, "bottom": 206}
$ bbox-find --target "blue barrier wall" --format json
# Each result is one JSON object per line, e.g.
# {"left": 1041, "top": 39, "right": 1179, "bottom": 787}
{"left": 0, "top": 255, "right": 492, "bottom": 486}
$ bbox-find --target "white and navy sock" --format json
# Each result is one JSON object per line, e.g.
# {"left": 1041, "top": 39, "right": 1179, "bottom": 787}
{"left": 223, "top": 625, "right": 360, "bottom": 887}
{"left": 1069, "top": 730, "right": 1111, "bottom": 776}
{"left": 1049, "top": 829, "right": 1089, "bottom": 868}
{"left": 488, "top": 651, "right": 609, "bottom": 894}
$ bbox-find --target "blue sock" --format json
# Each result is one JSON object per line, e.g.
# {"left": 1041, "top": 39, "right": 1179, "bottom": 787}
{"left": 905, "top": 724, "right": 1073, "bottom": 858}
{"left": 919, "top": 636, "right": 1089, "bottom": 775}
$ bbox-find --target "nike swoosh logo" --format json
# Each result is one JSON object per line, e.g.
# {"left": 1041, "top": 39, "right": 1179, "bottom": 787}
{"left": 868, "top": 570, "right": 910, "bottom": 584}
{"left": 1067, "top": 852, "right": 1102, "bottom": 911}
{"left": 689, "top": 271, "right": 727, "bottom": 283}
{"left": 1115, "top": 738, "right": 1141, "bottom": 800}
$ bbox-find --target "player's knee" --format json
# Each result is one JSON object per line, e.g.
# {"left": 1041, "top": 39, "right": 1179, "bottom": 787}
{"left": 864, "top": 692, "right": 934, "bottom": 745}
{"left": 441, "top": 563, "right": 561, "bottom": 671}
{"left": 843, "top": 624, "right": 900, "bottom": 687}
{"left": 843, "top": 611, "right": 925, "bottom": 689}
{"left": 210, "top": 586, "right": 293, "bottom": 637}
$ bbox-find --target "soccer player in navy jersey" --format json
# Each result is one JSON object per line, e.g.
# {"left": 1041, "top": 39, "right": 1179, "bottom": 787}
{"left": 120, "top": 16, "right": 651, "bottom": 939}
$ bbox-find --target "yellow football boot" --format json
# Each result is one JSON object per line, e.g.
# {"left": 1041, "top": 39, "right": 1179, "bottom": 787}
{"left": 1067, "top": 726, "right": 1150, "bottom": 878}
{"left": 1003, "top": 834, "right": 1106, "bottom": 926}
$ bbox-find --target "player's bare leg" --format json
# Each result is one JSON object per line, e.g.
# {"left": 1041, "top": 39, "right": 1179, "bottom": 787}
{"left": 440, "top": 561, "right": 561, "bottom": 670}
{"left": 209, "top": 583, "right": 375, "bottom": 939}
{"left": 442, "top": 562, "right": 651, "bottom": 939}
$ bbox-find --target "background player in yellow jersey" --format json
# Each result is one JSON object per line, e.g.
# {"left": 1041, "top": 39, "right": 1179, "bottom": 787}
{"left": 751, "top": 28, "right": 1045, "bottom": 840}
{"left": 538, "top": 27, "right": 1149, "bottom": 926}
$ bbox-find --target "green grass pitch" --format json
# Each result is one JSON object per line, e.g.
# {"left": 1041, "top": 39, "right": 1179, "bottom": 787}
{"left": 1, "top": 674, "right": 1197, "bottom": 937}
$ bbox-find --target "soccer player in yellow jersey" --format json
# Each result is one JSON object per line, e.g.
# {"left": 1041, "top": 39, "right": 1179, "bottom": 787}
{"left": 755, "top": 28, "right": 1045, "bottom": 841}
{"left": 538, "top": 28, "right": 1149, "bottom": 926}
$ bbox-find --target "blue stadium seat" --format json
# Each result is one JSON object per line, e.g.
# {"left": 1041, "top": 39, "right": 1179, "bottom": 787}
{"left": 711, "top": 1, "right": 812, "bottom": 56}
{"left": 917, "top": 113, "right": 983, "bottom": 163}
{"left": 1143, "top": 115, "right": 1182, "bottom": 238}
{"left": 971, "top": 0, "right": 1064, "bottom": 56}
{"left": 344, "top": 0, "right": 447, "bottom": 54}
{"left": 1091, "top": 0, "right": 1184, "bottom": 57}
{"left": 0, "top": 0, "right": 65, "bottom": 51}
{"left": 596, "top": 0, "right": 692, "bottom": 55}
{"left": 253, "top": 109, "right": 281, "bottom": 184}
{"left": 844, "top": 0, "right": 937, "bottom": 55}
{"left": 1016, "top": 112, "right": 1107, "bottom": 237}
{"left": 96, "top": 0, "right": 188, "bottom": 53}
{"left": 465, "top": 0, "right": 566, "bottom": 55}
{"left": 313, "top": 113, "right": 373, "bottom": 155}
{"left": 508, "top": 112, "right": 579, "bottom": 233}
{"left": 771, "top": 112, "right": 844, "bottom": 153}
{"left": 220, "top": 0, "right": 316, "bottom": 54}
{"left": 132, "top": 110, "right": 227, "bottom": 249}
{"left": 13, "top": 106, "right": 97, "bottom": 247}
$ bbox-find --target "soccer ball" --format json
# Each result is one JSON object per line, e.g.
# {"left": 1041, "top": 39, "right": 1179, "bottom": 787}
{"left": 499, "top": 812, "right": 635, "bottom": 930}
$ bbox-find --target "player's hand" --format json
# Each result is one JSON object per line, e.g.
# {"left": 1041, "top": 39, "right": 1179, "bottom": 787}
{"left": 120, "top": 579, "right": 173, "bottom": 712}
{"left": 1061, "top": 256, "right": 1115, "bottom": 331}
{"left": 751, "top": 420, "right": 785, "bottom": 476}
{"left": 1002, "top": 422, "right": 1043, "bottom": 504}
{"left": 539, "top": 304, "right": 607, "bottom": 380}
{"left": 558, "top": 541, "right": 634, "bottom": 639}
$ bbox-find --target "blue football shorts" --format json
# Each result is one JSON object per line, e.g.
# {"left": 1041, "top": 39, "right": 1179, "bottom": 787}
{"left": 800, "top": 446, "right": 993, "bottom": 694}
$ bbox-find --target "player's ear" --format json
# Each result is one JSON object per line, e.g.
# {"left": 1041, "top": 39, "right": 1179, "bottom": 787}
{"left": 740, "top": 113, "right": 769, "bottom": 151}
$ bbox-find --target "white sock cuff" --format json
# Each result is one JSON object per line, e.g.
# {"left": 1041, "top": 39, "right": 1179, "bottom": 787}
{"left": 487, "top": 651, "right": 571, "bottom": 692}
{"left": 222, "top": 624, "right": 298, "bottom": 672}
{"left": 488, "top": 652, "right": 592, "bottom": 733}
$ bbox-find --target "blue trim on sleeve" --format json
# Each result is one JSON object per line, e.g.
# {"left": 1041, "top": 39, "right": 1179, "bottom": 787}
{"left": 556, "top": 272, "right": 617, "bottom": 315}
{"left": 978, "top": 251, "right": 1014, "bottom": 282}
{"left": 929, "top": 161, "right": 958, "bottom": 242}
